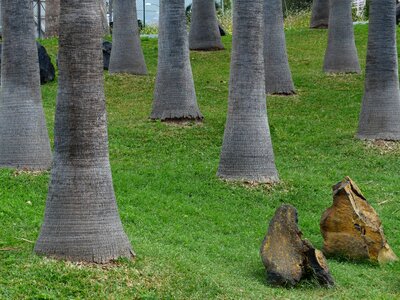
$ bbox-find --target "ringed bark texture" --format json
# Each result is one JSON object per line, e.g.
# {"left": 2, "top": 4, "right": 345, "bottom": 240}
{"left": 35, "top": 0, "right": 134, "bottom": 263}
{"left": 151, "top": 0, "right": 203, "bottom": 121}
{"left": 264, "top": 0, "right": 295, "bottom": 95}
{"left": 323, "top": 0, "right": 360, "bottom": 73}
{"left": 0, "top": 0, "right": 52, "bottom": 170}
{"left": 109, "top": 0, "right": 147, "bottom": 75}
{"left": 357, "top": 0, "right": 400, "bottom": 140}
{"left": 189, "top": 0, "right": 224, "bottom": 51}
{"left": 217, "top": 0, "right": 279, "bottom": 183}
{"left": 310, "top": 0, "right": 329, "bottom": 29}
{"left": 45, "top": 0, "right": 60, "bottom": 38}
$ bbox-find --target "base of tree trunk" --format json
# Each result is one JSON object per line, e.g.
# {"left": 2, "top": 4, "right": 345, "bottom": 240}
{"left": 159, "top": 118, "right": 203, "bottom": 125}
{"left": 310, "top": 24, "right": 328, "bottom": 29}
{"left": 260, "top": 205, "right": 334, "bottom": 287}
{"left": 320, "top": 177, "right": 398, "bottom": 264}
{"left": 190, "top": 46, "right": 225, "bottom": 52}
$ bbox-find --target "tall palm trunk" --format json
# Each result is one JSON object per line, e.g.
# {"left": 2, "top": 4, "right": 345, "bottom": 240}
{"left": 189, "top": 0, "right": 224, "bottom": 51}
{"left": 0, "top": 0, "right": 51, "bottom": 170}
{"left": 264, "top": 0, "right": 295, "bottom": 95}
{"left": 323, "top": 0, "right": 360, "bottom": 73}
{"left": 310, "top": 0, "right": 329, "bottom": 29}
{"left": 45, "top": 0, "right": 60, "bottom": 38}
{"left": 151, "top": 0, "right": 203, "bottom": 121}
{"left": 109, "top": 0, "right": 147, "bottom": 74}
{"left": 100, "top": 0, "right": 110, "bottom": 35}
{"left": 217, "top": 0, "right": 279, "bottom": 183}
{"left": 357, "top": 0, "right": 400, "bottom": 140}
{"left": 35, "top": 0, "right": 133, "bottom": 263}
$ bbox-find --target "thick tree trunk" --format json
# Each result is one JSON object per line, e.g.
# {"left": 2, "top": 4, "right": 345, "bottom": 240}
{"left": 357, "top": 0, "right": 400, "bottom": 140}
{"left": 310, "top": 0, "right": 329, "bottom": 29}
{"left": 323, "top": 0, "right": 360, "bottom": 73}
{"left": 35, "top": 0, "right": 134, "bottom": 263}
{"left": 0, "top": 0, "right": 52, "bottom": 170}
{"left": 189, "top": 0, "right": 224, "bottom": 51}
{"left": 264, "top": 0, "right": 295, "bottom": 95}
{"left": 45, "top": 0, "right": 60, "bottom": 38}
{"left": 100, "top": 0, "right": 110, "bottom": 35}
{"left": 151, "top": 0, "right": 203, "bottom": 121}
{"left": 217, "top": 0, "right": 279, "bottom": 183}
{"left": 109, "top": 0, "right": 147, "bottom": 74}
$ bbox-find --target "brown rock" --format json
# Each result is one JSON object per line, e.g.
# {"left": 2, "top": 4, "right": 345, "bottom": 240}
{"left": 260, "top": 205, "right": 334, "bottom": 287}
{"left": 320, "top": 177, "right": 398, "bottom": 263}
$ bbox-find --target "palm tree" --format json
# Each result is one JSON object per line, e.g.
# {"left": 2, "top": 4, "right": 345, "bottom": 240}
{"left": 0, "top": 0, "right": 52, "bottom": 170}
{"left": 35, "top": 0, "right": 134, "bottom": 263}
{"left": 45, "top": 0, "right": 60, "bottom": 38}
{"left": 189, "top": 0, "right": 224, "bottom": 51}
{"left": 264, "top": 0, "right": 295, "bottom": 95}
{"left": 109, "top": 0, "right": 147, "bottom": 74}
{"left": 151, "top": 0, "right": 203, "bottom": 122}
{"left": 100, "top": 0, "right": 110, "bottom": 35}
{"left": 357, "top": 0, "right": 400, "bottom": 140}
{"left": 310, "top": 0, "right": 329, "bottom": 29}
{"left": 217, "top": 0, "right": 279, "bottom": 183}
{"left": 323, "top": 0, "right": 360, "bottom": 73}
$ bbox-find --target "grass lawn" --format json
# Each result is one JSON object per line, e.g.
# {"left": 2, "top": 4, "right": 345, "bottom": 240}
{"left": 1, "top": 23, "right": 400, "bottom": 299}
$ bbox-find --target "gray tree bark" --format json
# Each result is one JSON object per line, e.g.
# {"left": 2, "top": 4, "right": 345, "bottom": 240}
{"left": 35, "top": 0, "right": 134, "bottom": 263}
{"left": 100, "top": 0, "right": 110, "bottom": 35}
{"left": 189, "top": 0, "right": 224, "bottom": 51}
{"left": 109, "top": 0, "right": 147, "bottom": 74}
{"left": 264, "top": 0, "right": 295, "bottom": 95}
{"left": 323, "top": 0, "right": 360, "bottom": 73}
{"left": 45, "top": 0, "right": 60, "bottom": 38}
{"left": 357, "top": 0, "right": 400, "bottom": 140}
{"left": 310, "top": 0, "right": 329, "bottom": 29}
{"left": 151, "top": 0, "right": 203, "bottom": 121}
{"left": 217, "top": 0, "right": 279, "bottom": 183}
{"left": 0, "top": 0, "right": 52, "bottom": 170}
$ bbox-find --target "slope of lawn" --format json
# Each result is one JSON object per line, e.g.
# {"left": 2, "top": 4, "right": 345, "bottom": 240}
{"left": 1, "top": 22, "right": 400, "bottom": 299}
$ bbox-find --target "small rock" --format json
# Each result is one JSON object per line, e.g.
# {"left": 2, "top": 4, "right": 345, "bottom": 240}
{"left": 320, "top": 177, "right": 398, "bottom": 263}
{"left": 260, "top": 205, "right": 334, "bottom": 287}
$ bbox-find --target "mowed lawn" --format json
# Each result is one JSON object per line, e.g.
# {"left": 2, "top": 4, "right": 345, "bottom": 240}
{"left": 1, "top": 23, "right": 400, "bottom": 299}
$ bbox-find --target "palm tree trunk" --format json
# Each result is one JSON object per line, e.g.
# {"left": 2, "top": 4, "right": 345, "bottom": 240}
{"left": 151, "top": 0, "right": 203, "bottom": 122}
{"left": 0, "top": 0, "right": 52, "bottom": 170}
{"left": 109, "top": 0, "right": 147, "bottom": 74}
{"left": 357, "top": 0, "right": 400, "bottom": 140}
{"left": 189, "top": 0, "right": 224, "bottom": 51}
{"left": 323, "top": 0, "right": 360, "bottom": 73}
{"left": 45, "top": 0, "right": 60, "bottom": 38}
{"left": 100, "top": 0, "right": 110, "bottom": 35}
{"left": 264, "top": 0, "right": 295, "bottom": 95}
{"left": 35, "top": 0, "right": 134, "bottom": 263}
{"left": 217, "top": 0, "right": 279, "bottom": 183}
{"left": 310, "top": 0, "right": 329, "bottom": 29}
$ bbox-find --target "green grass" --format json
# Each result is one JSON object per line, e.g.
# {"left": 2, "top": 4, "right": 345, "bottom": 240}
{"left": 1, "top": 24, "right": 400, "bottom": 299}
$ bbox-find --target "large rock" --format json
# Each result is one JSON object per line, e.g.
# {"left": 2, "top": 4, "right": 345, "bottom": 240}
{"left": 102, "top": 41, "right": 112, "bottom": 70}
{"left": 37, "top": 42, "right": 55, "bottom": 84}
{"left": 320, "top": 177, "right": 398, "bottom": 264}
{"left": 0, "top": 42, "right": 55, "bottom": 85}
{"left": 260, "top": 205, "right": 334, "bottom": 287}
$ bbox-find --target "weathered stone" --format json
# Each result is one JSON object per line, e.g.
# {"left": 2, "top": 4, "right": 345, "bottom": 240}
{"left": 320, "top": 177, "right": 398, "bottom": 264}
{"left": 260, "top": 205, "right": 334, "bottom": 287}
{"left": 37, "top": 42, "right": 56, "bottom": 84}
